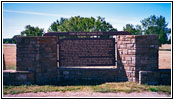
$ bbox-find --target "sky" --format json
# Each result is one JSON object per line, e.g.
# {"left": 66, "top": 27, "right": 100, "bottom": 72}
{"left": 3, "top": 2, "right": 172, "bottom": 38}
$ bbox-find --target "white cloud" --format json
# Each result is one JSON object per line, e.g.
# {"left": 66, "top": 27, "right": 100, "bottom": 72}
{"left": 3, "top": 10, "right": 75, "bottom": 18}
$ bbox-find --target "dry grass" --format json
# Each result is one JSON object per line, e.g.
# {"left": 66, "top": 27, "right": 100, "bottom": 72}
{"left": 5, "top": 66, "right": 16, "bottom": 70}
{"left": 3, "top": 82, "right": 171, "bottom": 95}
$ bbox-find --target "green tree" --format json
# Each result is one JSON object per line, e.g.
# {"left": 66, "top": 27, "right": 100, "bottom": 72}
{"left": 48, "top": 18, "right": 68, "bottom": 32}
{"left": 21, "top": 25, "right": 44, "bottom": 36}
{"left": 11, "top": 35, "right": 20, "bottom": 43}
{"left": 48, "top": 16, "right": 117, "bottom": 32}
{"left": 141, "top": 15, "right": 170, "bottom": 45}
{"left": 123, "top": 24, "right": 142, "bottom": 35}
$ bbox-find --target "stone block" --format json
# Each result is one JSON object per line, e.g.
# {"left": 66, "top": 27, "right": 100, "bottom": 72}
{"left": 123, "top": 49, "right": 128, "bottom": 54}
{"left": 128, "top": 50, "right": 136, "bottom": 55}
{"left": 125, "top": 56, "right": 131, "bottom": 61}
{"left": 127, "top": 44, "right": 134, "bottom": 48}
{"left": 120, "top": 45, "right": 126, "bottom": 49}
{"left": 17, "top": 74, "right": 27, "bottom": 81}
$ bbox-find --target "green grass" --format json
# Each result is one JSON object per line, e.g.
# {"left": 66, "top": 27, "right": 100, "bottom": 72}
{"left": 5, "top": 65, "right": 16, "bottom": 70}
{"left": 3, "top": 82, "right": 171, "bottom": 95}
{"left": 148, "top": 85, "right": 171, "bottom": 94}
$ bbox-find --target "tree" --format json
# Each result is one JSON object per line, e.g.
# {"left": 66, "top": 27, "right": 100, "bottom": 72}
{"left": 141, "top": 15, "right": 171, "bottom": 45}
{"left": 21, "top": 25, "right": 44, "bottom": 36}
{"left": 123, "top": 24, "right": 142, "bottom": 35}
{"left": 48, "top": 18, "right": 68, "bottom": 32}
{"left": 48, "top": 16, "right": 117, "bottom": 32}
{"left": 3, "top": 35, "right": 19, "bottom": 44}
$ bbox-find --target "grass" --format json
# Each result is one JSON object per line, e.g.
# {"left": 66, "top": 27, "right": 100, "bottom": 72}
{"left": 5, "top": 65, "right": 16, "bottom": 70}
{"left": 3, "top": 82, "right": 171, "bottom": 95}
{"left": 92, "top": 82, "right": 171, "bottom": 94}
{"left": 3, "top": 85, "right": 83, "bottom": 95}
{"left": 148, "top": 85, "right": 171, "bottom": 94}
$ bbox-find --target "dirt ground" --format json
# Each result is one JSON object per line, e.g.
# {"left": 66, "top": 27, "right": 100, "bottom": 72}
{"left": 159, "top": 44, "right": 171, "bottom": 69}
{"left": 3, "top": 91, "right": 171, "bottom": 97}
{"left": 159, "top": 51, "right": 171, "bottom": 69}
{"left": 3, "top": 44, "right": 16, "bottom": 67}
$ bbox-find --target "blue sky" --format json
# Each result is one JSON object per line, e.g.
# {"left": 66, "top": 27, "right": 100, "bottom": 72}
{"left": 3, "top": 3, "right": 171, "bottom": 38}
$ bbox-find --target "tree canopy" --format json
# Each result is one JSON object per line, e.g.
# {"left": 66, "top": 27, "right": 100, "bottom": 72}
{"left": 48, "top": 16, "right": 117, "bottom": 32}
{"left": 141, "top": 15, "right": 171, "bottom": 45}
{"left": 21, "top": 25, "right": 44, "bottom": 36}
{"left": 123, "top": 24, "right": 142, "bottom": 35}
{"left": 123, "top": 15, "right": 171, "bottom": 45}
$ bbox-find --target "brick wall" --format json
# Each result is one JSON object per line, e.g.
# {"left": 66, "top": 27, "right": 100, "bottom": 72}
{"left": 16, "top": 36, "right": 57, "bottom": 84}
{"left": 116, "top": 35, "right": 158, "bottom": 82}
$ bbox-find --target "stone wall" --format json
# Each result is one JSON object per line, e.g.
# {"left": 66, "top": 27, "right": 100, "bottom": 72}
{"left": 57, "top": 68, "right": 118, "bottom": 82}
{"left": 135, "top": 35, "right": 159, "bottom": 81}
{"left": 16, "top": 36, "right": 57, "bottom": 84}
{"left": 3, "top": 35, "right": 162, "bottom": 85}
{"left": 3, "top": 70, "right": 34, "bottom": 85}
{"left": 116, "top": 35, "right": 158, "bottom": 82}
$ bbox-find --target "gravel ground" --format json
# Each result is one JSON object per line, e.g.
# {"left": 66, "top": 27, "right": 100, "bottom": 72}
{"left": 3, "top": 91, "right": 171, "bottom": 98}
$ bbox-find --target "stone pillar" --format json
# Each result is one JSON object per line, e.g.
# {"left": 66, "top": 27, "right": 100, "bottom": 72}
{"left": 37, "top": 37, "right": 57, "bottom": 84}
{"left": 16, "top": 36, "right": 58, "bottom": 84}
{"left": 135, "top": 35, "right": 158, "bottom": 81}
{"left": 16, "top": 37, "right": 39, "bottom": 71}
{"left": 117, "top": 35, "right": 136, "bottom": 82}
{"left": 116, "top": 35, "right": 158, "bottom": 82}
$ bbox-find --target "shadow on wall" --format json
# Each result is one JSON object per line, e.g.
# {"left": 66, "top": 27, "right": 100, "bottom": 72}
{"left": 54, "top": 49, "right": 128, "bottom": 86}
{"left": 116, "top": 49, "right": 128, "bottom": 82}
{"left": 49, "top": 49, "right": 128, "bottom": 86}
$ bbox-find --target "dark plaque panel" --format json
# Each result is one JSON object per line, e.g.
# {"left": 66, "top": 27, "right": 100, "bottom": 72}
{"left": 59, "top": 38, "right": 115, "bottom": 66}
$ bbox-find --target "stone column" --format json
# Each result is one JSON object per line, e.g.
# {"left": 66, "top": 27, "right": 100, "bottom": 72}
{"left": 116, "top": 35, "right": 158, "bottom": 82}
{"left": 16, "top": 36, "right": 58, "bottom": 84}
{"left": 117, "top": 35, "right": 136, "bottom": 82}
